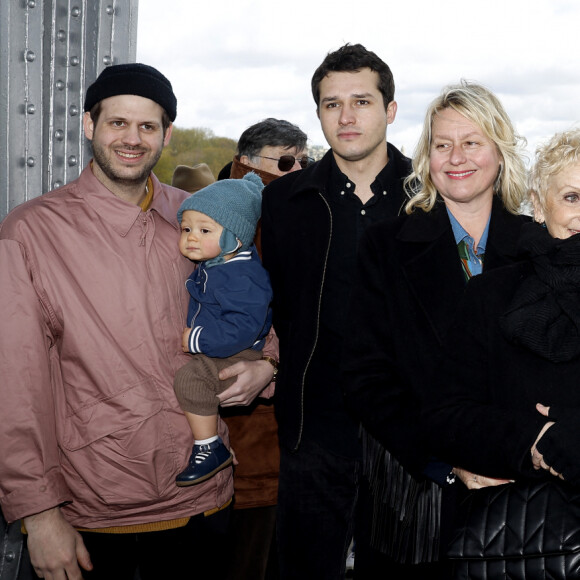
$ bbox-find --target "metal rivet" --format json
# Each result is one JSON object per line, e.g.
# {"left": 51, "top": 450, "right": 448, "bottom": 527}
{"left": 69, "top": 105, "right": 79, "bottom": 116}
{"left": 106, "top": 5, "right": 114, "bottom": 15}
{"left": 102, "top": 55, "right": 112, "bottom": 66}
{"left": 25, "top": 50, "right": 36, "bottom": 62}
{"left": 55, "top": 80, "right": 65, "bottom": 90}
{"left": 26, "top": 104, "right": 36, "bottom": 114}
{"left": 54, "top": 130, "right": 64, "bottom": 141}
{"left": 5, "top": 551, "right": 15, "bottom": 562}
{"left": 27, "top": 157, "right": 36, "bottom": 167}
{"left": 53, "top": 181, "right": 63, "bottom": 189}
{"left": 27, "top": 0, "right": 36, "bottom": 8}
{"left": 71, "top": 6, "right": 81, "bottom": 17}
{"left": 70, "top": 56, "right": 79, "bottom": 66}
{"left": 68, "top": 155, "right": 78, "bottom": 167}
{"left": 57, "top": 29, "right": 66, "bottom": 42}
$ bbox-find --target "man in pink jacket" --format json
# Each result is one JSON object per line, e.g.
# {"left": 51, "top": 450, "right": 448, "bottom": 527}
{"left": 0, "top": 63, "right": 277, "bottom": 579}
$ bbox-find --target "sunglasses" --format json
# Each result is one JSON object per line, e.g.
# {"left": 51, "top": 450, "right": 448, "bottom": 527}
{"left": 256, "top": 154, "right": 314, "bottom": 172}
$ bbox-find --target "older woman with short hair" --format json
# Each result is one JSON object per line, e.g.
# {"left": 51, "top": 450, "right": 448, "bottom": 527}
{"left": 530, "top": 129, "right": 580, "bottom": 237}
{"left": 342, "top": 81, "right": 530, "bottom": 578}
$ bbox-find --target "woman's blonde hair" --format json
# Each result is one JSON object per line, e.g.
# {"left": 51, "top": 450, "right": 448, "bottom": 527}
{"left": 530, "top": 128, "right": 580, "bottom": 209}
{"left": 404, "top": 80, "right": 527, "bottom": 215}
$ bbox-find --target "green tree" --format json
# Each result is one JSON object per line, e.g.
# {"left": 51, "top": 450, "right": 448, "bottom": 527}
{"left": 153, "top": 127, "right": 237, "bottom": 185}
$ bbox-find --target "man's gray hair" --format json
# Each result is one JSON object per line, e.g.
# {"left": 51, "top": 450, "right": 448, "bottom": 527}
{"left": 237, "top": 118, "right": 307, "bottom": 158}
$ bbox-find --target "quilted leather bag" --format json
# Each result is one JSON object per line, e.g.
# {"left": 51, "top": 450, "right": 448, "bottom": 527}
{"left": 448, "top": 479, "right": 580, "bottom": 579}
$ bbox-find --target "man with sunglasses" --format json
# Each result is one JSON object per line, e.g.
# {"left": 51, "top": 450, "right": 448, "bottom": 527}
{"left": 261, "top": 44, "right": 412, "bottom": 579}
{"left": 229, "top": 117, "right": 310, "bottom": 178}
{"left": 216, "top": 117, "right": 309, "bottom": 580}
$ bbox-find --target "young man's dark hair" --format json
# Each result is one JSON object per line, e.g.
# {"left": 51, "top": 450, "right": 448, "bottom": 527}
{"left": 236, "top": 118, "right": 308, "bottom": 160}
{"left": 311, "top": 43, "right": 395, "bottom": 111}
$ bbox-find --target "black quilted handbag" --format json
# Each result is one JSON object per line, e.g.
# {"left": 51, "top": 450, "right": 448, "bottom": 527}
{"left": 448, "top": 479, "right": 580, "bottom": 579}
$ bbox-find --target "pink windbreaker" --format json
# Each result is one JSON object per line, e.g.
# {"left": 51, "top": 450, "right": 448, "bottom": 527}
{"left": 0, "top": 166, "right": 233, "bottom": 526}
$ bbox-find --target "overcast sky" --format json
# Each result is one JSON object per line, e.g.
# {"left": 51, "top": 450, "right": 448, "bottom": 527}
{"left": 136, "top": 0, "right": 579, "bottom": 163}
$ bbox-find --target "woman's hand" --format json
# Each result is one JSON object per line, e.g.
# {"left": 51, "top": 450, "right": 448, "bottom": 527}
{"left": 532, "top": 403, "right": 563, "bottom": 479}
{"left": 453, "top": 467, "right": 512, "bottom": 490}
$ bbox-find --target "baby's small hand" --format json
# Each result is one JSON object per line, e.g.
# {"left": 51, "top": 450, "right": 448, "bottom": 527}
{"left": 182, "top": 328, "right": 191, "bottom": 352}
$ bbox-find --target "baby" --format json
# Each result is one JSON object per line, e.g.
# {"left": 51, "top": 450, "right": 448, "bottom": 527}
{"left": 173, "top": 172, "right": 273, "bottom": 486}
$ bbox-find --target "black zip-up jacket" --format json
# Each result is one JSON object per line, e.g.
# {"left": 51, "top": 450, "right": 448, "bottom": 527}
{"left": 261, "top": 145, "right": 412, "bottom": 452}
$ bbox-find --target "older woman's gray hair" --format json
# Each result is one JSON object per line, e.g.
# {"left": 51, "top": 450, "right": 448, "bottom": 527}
{"left": 530, "top": 128, "right": 580, "bottom": 214}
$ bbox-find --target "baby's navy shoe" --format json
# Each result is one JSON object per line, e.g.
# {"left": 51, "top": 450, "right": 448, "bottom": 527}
{"left": 176, "top": 437, "right": 233, "bottom": 487}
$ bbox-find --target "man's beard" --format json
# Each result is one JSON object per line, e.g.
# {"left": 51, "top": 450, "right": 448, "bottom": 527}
{"left": 91, "top": 141, "right": 163, "bottom": 185}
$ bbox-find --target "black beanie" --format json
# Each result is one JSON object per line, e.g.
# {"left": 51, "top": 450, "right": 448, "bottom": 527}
{"left": 83, "top": 63, "right": 177, "bottom": 121}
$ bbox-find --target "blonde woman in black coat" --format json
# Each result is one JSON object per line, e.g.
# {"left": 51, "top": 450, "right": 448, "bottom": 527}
{"left": 342, "top": 81, "right": 530, "bottom": 579}
{"left": 422, "top": 130, "right": 580, "bottom": 577}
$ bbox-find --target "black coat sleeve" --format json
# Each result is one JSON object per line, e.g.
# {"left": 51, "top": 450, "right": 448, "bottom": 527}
{"left": 422, "top": 272, "right": 547, "bottom": 480}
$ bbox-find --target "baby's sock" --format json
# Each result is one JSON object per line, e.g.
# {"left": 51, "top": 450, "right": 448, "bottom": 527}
{"left": 195, "top": 435, "right": 219, "bottom": 445}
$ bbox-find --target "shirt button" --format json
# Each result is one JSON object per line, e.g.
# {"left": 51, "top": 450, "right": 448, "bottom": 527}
{"left": 361, "top": 209, "right": 366, "bottom": 215}
{"left": 340, "top": 191, "right": 345, "bottom": 196}
{"left": 383, "top": 190, "right": 387, "bottom": 195}
{"left": 346, "top": 182, "right": 352, "bottom": 188}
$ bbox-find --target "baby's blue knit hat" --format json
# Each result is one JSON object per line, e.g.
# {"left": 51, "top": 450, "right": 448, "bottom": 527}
{"left": 177, "top": 172, "right": 264, "bottom": 251}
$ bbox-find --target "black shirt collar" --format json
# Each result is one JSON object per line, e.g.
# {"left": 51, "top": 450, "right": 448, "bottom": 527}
{"left": 328, "top": 147, "right": 397, "bottom": 202}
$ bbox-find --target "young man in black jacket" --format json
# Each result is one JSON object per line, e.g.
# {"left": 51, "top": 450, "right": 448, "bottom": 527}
{"left": 261, "top": 43, "right": 412, "bottom": 579}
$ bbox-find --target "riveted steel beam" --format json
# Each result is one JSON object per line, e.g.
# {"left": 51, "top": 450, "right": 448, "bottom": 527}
{"left": 0, "top": 0, "right": 138, "bottom": 221}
